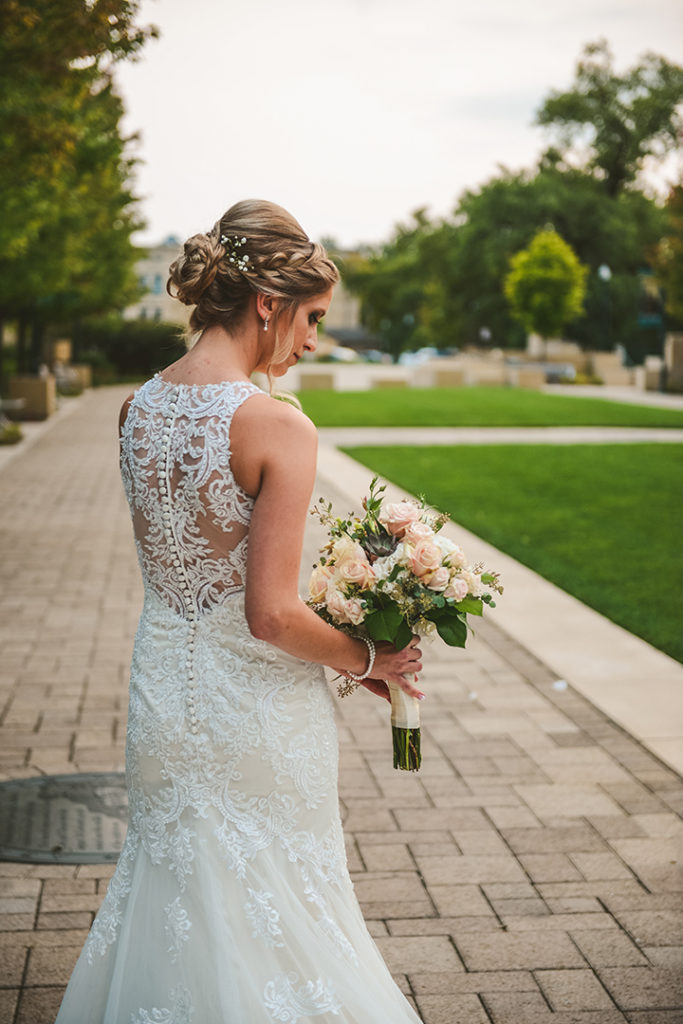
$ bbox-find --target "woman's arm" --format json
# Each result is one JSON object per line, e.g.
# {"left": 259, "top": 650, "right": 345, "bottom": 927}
{"left": 233, "top": 396, "right": 423, "bottom": 696}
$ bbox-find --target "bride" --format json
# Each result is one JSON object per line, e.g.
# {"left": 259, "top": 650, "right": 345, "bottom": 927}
{"left": 56, "top": 200, "right": 424, "bottom": 1023}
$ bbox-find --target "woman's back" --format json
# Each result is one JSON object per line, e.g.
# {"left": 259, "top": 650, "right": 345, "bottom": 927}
{"left": 120, "top": 374, "right": 262, "bottom": 618}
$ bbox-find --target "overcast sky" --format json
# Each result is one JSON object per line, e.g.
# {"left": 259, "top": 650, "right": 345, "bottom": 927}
{"left": 115, "top": 0, "right": 683, "bottom": 249}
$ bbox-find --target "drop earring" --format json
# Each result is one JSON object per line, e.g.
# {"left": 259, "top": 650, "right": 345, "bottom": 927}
{"left": 263, "top": 316, "right": 269, "bottom": 333}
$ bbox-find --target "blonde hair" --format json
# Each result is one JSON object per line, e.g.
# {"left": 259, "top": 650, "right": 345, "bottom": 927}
{"left": 167, "top": 199, "right": 339, "bottom": 384}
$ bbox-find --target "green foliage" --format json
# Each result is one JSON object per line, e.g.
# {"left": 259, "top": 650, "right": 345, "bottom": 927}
{"left": 653, "top": 185, "right": 683, "bottom": 324}
{"left": 343, "top": 40, "right": 675, "bottom": 358}
{"left": 298, "top": 387, "right": 683, "bottom": 428}
{"left": 504, "top": 230, "right": 588, "bottom": 339}
{"left": 342, "top": 210, "right": 439, "bottom": 361}
{"left": 0, "top": 0, "right": 157, "bottom": 371}
{"left": 343, "top": 444, "right": 683, "bottom": 663}
{"left": 536, "top": 39, "right": 683, "bottom": 198}
{"left": 73, "top": 317, "right": 186, "bottom": 382}
{"left": 0, "top": 421, "right": 23, "bottom": 445}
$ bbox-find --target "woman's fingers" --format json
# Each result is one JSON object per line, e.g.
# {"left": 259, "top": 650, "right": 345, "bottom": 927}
{"left": 396, "top": 673, "right": 425, "bottom": 700}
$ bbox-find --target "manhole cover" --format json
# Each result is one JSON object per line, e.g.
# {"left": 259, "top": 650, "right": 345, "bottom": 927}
{"left": 0, "top": 773, "right": 127, "bottom": 864}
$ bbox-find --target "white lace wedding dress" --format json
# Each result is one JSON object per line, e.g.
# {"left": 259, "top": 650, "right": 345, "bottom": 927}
{"left": 56, "top": 376, "right": 422, "bottom": 1023}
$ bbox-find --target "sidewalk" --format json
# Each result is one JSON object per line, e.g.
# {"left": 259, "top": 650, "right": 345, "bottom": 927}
{"left": 0, "top": 386, "right": 681, "bottom": 1024}
{"left": 318, "top": 426, "right": 683, "bottom": 446}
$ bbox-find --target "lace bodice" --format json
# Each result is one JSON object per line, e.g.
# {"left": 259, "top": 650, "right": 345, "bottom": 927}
{"left": 120, "top": 374, "right": 262, "bottom": 618}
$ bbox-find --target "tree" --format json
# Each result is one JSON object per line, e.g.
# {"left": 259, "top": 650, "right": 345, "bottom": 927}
{"left": 436, "top": 165, "right": 665, "bottom": 355}
{"left": 504, "top": 230, "right": 588, "bottom": 343}
{"left": 0, "top": 0, "right": 157, "bottom": 376}
{"left": 343, "top": 211, "right": 439, "bottom": 361}
{"left": 653, "top": 184, "right": 683, "bottom": 324}
{"left": 536, "top": 40, "right": 683, "bottom": 198}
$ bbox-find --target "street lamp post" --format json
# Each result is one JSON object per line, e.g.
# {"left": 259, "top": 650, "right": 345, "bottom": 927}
{"left": 598, "top": 264, "right": 612, "bottom": 351}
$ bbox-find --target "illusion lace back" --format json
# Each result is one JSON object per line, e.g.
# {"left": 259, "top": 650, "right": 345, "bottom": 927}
{"left": 56, "top": 376, "right": 421, "bottom": 1024}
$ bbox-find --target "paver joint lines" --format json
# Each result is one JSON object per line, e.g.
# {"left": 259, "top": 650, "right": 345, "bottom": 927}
{"left": 1, "top": 385, "right": 681, "bottom": 1021}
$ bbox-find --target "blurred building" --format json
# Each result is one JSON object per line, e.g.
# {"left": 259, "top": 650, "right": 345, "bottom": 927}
{"left": 323, "top": 271, "right": 377, "bottom": 351}
{"left": 124, "top": 237, "right": 190, "bottom": 326}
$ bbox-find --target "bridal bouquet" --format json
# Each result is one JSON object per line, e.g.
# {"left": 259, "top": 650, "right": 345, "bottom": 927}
{"left": 308, "top": 478, "right": 502, "bottom": 771}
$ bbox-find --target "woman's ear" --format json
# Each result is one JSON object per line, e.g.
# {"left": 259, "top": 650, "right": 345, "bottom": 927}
{"left": 256, "top": 293, "right": 278, "bottom": 321}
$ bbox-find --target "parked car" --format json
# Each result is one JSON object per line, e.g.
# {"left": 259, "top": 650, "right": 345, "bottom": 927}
{"left": 398, "top": 347, "right": 440, "bottom": 367}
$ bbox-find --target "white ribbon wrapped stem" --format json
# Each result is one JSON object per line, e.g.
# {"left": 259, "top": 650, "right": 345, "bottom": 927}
{"left": 387, "top": 682, "right": 421, "bottom": 730}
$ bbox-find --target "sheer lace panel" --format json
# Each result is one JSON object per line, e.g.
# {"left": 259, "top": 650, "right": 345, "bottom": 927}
{"left": 120, "top": 377, "right": 262, "bottom": 619}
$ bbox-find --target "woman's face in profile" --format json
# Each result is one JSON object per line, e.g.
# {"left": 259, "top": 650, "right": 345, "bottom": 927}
{"left": 269, "top": 286, "right": 335, "bottom": 377}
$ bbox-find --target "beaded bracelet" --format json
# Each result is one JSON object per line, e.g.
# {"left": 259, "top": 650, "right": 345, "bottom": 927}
{"left": 343, "top": 636, "right": 376, "bottom": 683}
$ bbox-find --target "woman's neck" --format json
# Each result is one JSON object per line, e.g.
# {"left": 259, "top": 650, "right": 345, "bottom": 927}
{"left": 166, "top": 325, "right": 260, "bottom": 384}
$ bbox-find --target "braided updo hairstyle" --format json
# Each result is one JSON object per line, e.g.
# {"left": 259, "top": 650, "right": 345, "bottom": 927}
{"left": 167, "top": 199, "right": 339, "bottom": 378}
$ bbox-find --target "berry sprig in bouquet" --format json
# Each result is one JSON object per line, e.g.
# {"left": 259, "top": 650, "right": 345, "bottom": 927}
{"left": 308, "top": 477, "right": 502, "bottom": 770}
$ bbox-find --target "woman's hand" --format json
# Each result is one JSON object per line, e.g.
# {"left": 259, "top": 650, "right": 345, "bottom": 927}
{"left": 370, "top": 637, "right": 424, "bottom": 699}
{"left": 333, "top": 637, "right": 424, "bottom": 701}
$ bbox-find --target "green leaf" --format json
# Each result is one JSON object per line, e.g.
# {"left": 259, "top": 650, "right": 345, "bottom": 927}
{"left": 394, "top": 619, "right": 413, "bottom": 651}
{"left": 434, "top": 614, "right": 468, "bottom": 647}
{"left": 454, "top": 597, "right": 483, "bottom": 616}
{"left": 364, "top": 602, "right": 403, "bottom": 643}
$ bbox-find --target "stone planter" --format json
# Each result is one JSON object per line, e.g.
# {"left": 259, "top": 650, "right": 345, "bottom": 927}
{"left": 8, "top": 375, "right": 57, "bottom": 420}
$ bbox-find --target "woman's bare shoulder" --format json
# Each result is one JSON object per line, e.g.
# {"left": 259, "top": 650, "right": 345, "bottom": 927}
{"left": 236, "top": 392, "right": 317, "bottom": 443}
{"left": 230, "top": 393, "right": 317, "bottom": 497}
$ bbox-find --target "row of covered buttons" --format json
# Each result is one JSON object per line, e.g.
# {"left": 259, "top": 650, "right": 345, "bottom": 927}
{"left": 159, "top": 389, "right": 200, "bottom": 737}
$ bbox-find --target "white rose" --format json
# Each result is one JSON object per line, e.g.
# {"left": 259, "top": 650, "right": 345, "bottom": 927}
{"left": 435, "top": 535, "right": 467, "bottom": 569}
{"left": 395, "top": 541, "right": 415, "bottom": 567}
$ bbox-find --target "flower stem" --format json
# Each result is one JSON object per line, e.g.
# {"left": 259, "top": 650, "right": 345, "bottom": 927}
{"left": 392, "top": 726, "right": 421, "bottom": 771}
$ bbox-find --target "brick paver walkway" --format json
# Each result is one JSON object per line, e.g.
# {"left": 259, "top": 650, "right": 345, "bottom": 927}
{"left": 1, "top": 386, "right": 681, "bottom": 1024}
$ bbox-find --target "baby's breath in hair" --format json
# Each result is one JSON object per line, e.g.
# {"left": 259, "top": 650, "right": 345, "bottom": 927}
{"left": 219, "top": 235, "right": 250, "bottom": 272}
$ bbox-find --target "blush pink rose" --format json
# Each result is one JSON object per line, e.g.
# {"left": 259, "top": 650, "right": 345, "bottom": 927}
{"left": 309, "top": 564, "right": 333, "bottom": 603}
{"left": 331, "top": 537, "right": 366, "bottom": 567}
{"left": 379, "top": 501, "right": 420, "bottom": 537}
{"left": 444, "top": 576, "right": 469, "bottom": 602}
{"left": 410, "top": 539, "right": 442, "bottom": 578}
{"left": 344, "top": 598, "right": 366, "bottom": 626}
{"left": 339, "top": 557, "right": 376, "bottom": 590}
{"left": 326, "top": 587, "right": 350, "bottom": 623}
{"left": 404, "top": 521, "right": 435, "bottom": 543}
{"left": 425, "top": 566, "right": 450, "bottom": 591}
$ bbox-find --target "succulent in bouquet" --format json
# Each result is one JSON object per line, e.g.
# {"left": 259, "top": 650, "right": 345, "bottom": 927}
{"left": 308, "top": 478, "right": 502, "bottom": 770}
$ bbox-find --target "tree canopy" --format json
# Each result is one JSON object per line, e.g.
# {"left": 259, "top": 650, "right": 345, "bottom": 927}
{"left": 0, "top": 0, "right": 157, "bottom": 372}
{"left": 653, "top": 185, "right": 683, "bottom": 322}
{"left": 343, "top": 40, "right": 678, "bottom": 363}
{"left": 504, "top": 230, "right": 588, "bottom": 340}
{"left": 535, "top": 39, "right": 683, "bottom": 198}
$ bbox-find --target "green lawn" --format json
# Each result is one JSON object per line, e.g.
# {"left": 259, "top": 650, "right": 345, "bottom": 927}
{"left": 342, "top": 444, "right": 683, "bottom": 664}
{"left": 300, "top": 387, "right": 683, "bottom": 428}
